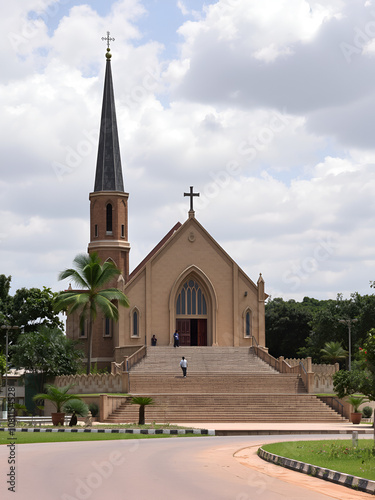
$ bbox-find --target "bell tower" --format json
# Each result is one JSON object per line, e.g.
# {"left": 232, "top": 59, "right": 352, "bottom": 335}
{"left": 88, "top": 34, "right": 130, "bottom": 279}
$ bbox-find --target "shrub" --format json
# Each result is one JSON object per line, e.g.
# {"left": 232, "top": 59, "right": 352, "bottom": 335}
{"left": 63, "top": 399, "right": 89, "bottom": 417}
{"left": 362, "top": 406, "right": 373, "bottom": 418}
{"left": 88, "top": 402, "right": 99, "bottom": 417}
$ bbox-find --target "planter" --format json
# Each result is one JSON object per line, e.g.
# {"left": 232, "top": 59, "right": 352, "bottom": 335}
{"left": 350, "top": 412, "right": 362, "bottom": 424}
{"left": 51, "top": 412, "right": 65, "bottom": 426}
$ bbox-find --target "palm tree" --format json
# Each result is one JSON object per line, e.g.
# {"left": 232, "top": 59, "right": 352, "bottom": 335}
{"left": 320, "top": 341, "right": 348, "bottom": 364}
{"left": 131, "top": 396, "right": 154, "bottom": 425}
{"left": 33, "top": 383, "right": 81, "bottom": 414}
{"left": 54, "top": 252, "right": 129, "bottom": 374}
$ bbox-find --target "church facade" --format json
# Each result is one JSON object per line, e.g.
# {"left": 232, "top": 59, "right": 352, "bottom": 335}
{"left": 66, "top": 43, "right": 267, "bottom": 367}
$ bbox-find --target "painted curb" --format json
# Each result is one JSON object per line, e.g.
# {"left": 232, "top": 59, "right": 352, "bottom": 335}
{"left": 258, "top": 447, "right": 375, "bottom": 495}
{"left": 0, "top": 427, "right": 215, "bottom": 436}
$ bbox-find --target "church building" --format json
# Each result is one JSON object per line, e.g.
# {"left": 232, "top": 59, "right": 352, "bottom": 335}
{"left": 66, "top": 40, "right": 267, "bottom": 368}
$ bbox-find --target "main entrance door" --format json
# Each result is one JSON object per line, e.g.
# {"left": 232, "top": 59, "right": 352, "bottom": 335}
{"left": 176, "top": 319, "right": 207, "bottom": 346}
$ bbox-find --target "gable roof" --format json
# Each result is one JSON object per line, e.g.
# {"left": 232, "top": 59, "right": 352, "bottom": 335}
{"left": 126, "top": 216, "right": 263, "bottom": 293}
{"left": 128, "top": 222, "right": 182, "bottom": 281}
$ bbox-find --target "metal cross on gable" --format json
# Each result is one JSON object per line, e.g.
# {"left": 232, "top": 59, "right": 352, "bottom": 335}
{"left": 102, "top": 31, "right": 115, "bottom": 49}
{"left": 184, "top": 186, "right": 200, "bottom": 212}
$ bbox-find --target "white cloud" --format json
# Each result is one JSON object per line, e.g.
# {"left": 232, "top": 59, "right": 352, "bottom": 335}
{"left": 1, "top": 0, "right": 375, "bottom": 303}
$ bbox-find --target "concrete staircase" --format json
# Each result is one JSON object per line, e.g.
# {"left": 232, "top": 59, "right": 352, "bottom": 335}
{"left": 104, "top": 394, "right": 345, "bottom": 423}
{"left": 129, "top": 346, "right": 277, "bottom": 373}
{"left": 103, "top": 347, "right": 346, "bottom": 423}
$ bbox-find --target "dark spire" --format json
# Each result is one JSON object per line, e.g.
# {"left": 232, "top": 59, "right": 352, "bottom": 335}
{"left": 94, "top": 41, "right": 124, "bottom": 192}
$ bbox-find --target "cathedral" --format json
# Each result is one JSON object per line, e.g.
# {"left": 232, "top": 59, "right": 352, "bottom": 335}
{"left": 66, "top": 42, "right": 268, "bottom": 368}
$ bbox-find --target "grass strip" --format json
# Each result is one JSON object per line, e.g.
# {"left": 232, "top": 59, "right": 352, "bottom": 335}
{"left": 0, "top": 431, "right": 201, "bottom": 445}
{"left": 262, "top": 439, "right": 375, "bottom": 481}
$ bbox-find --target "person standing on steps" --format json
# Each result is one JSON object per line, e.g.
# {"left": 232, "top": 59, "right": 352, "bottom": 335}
{"left": 180, "top": 356, "right": 188, "bottom": 377}
{"left": 151, "top": 334, "right": 157, "bottom": 346}
{"left": 173, "top": 330, "right": 180, "bottom": 347}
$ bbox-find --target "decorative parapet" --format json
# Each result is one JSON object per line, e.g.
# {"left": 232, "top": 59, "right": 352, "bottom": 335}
{"left": 282, "top": 358, "right": 339, "bottom": 393}
{"left": 54, "top": 373, "right": 129, "bottom": 394}
{"left": 284, "top": 358, "right": 339, "bottom": 375}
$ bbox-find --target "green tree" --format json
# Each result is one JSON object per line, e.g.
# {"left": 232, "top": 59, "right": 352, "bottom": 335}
{"left": 0, "top": 278, "right": 63, "bottom": 351}
{"left": 54, "top": 253, "right": 129, "bottom": 374}
{"left": 333, "top": 363, "right": 366, "bottom": 399}
{"left": 131, "top": 396, "right": 154, "bottom": 425}
{"left": 11, "top": 286, "right": 63, "bottom": 332}
{"left": 0, "top": 353, "right": 6, "bottom": 376}
{"left": 10, "top": 326, "right": 83, "bottom": 393}
{"left": 320, "top": 341, "right": 348, "bottom": 364}
{"left": 265, "top": 298, "right": 313, "bottom": 358}
{"left": 298, "top": 293, "right": 365, "bottom": 363}
{"left": 0, "top": 275, "right": 12, "bottom": 312}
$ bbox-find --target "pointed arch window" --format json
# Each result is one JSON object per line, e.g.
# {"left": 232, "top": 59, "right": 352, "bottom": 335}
{"left": 106, "top": 203, "right": 113, "bottom": 234}
{"left": 130, "top": 307, "right": 140, "bottom": 337}
{"left": 176, "top": 279, "right": 207, "bottom": 315}
{"left": 133, "top": 311, "right": 138, "bottom": 336}
{"left": 243, "top": 308, "right": 252, "bottom": 337}
{"left": 104, "top": 317, "right": 112, "bottom": 337}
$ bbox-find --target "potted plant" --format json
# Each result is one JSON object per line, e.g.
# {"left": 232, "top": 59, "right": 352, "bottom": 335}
{"left": 348, "top": 395, "right": 367, "bottom": 424}
{"left": 33, "top": 383, "right": 82, "bottom": 426}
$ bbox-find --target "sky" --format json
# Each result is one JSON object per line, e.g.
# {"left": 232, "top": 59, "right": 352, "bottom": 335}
{"left": 1, "top": 0, "right": 375, "bottom": 301}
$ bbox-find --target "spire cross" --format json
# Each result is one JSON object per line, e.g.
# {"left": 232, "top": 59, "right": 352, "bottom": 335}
{"left": 102, "top": 31, "right": 115, "bottom": 49}
{"left": 184, "top": 186, "right": 200, "bottom": 212}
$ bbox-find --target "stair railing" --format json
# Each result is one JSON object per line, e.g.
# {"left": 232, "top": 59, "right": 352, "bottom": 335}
{"left": 126, "top": 345, "right": 147, "bottom": 371}
{"left": 317, "top": 396, "right": 345, "bottom": 417}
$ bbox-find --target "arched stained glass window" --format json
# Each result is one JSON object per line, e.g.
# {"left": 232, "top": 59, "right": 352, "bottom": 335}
{"left": 176, "top": 279, "right": 207, "bottom": 315}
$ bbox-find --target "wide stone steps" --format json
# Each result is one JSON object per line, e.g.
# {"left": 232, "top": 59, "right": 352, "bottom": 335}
{"left": 103, "top": 394, "right": 346, "bottom": 423}
{"left": 104, "top": 347, "right": 346, "bottom": 423}
{"left": 130, "top": 347, "right": 276, "bottom": 373}
{"left": 129, "top": 373, "right": 306, "bottom": 394}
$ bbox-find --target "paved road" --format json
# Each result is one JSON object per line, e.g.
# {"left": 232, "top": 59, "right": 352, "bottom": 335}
{"left": 0, "top": 434, "right": 371, "bottom": 500}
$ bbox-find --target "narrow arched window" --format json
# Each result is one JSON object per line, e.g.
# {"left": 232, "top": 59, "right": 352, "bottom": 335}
{"left": 106, "top": 204, "right": 113, "bottom": 233}
{"left": 245, "top": 311, "right": 251, "bottom": 337}
{"left": 133, "top": 310, "right": 138, "bottom": 336}
{"left": 104, "top": 317, "right": 112, "bottom": 337}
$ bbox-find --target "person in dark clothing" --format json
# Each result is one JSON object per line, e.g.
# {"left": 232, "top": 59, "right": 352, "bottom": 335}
{"left": 69, "top": 411, "right": 77, "bottom": 427}
{"left": 151, "top": 335, "right": 157, "bottom": 346}
{"left": 173, "top": 330, "right": 179, "bottom": 347}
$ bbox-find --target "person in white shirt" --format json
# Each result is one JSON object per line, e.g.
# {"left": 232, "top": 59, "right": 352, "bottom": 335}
{"left": 179, "top": 356, "right": 188, "bottom": 377}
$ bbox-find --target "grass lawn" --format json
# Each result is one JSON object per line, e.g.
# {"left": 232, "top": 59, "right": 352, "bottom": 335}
{"left": 0, "top": 431, "right": 201, "bottom": 445}
{"left": 261, "top": 439, "right": 375, "bottom": 481}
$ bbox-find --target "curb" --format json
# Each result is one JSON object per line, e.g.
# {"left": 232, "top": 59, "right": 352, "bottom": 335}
{"left": 0, "top": 427, "right": 215, "bottom": 436}
{"left": 215, "top": 429, "right": 374, "bottom": 436}
{"left": 258, "top": 447, "right": 375, "bottom": 495}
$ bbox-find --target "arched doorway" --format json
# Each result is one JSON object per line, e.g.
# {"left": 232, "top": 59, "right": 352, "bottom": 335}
{"left": 175, "top": 277, "right": 208, "bottom": 346}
